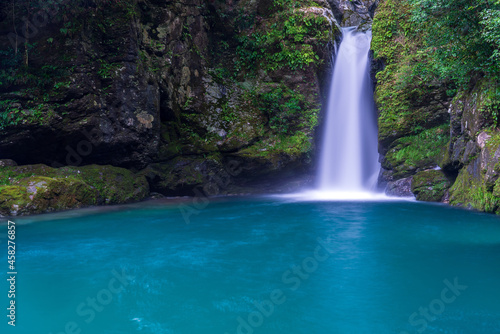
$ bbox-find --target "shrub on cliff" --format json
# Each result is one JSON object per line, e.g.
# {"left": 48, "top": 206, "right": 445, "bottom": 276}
{"left": 409, "top": 0, "right": 500, "bottom": 85}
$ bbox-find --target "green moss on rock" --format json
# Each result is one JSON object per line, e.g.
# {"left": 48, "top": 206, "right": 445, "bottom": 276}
{"left": 372, "top": 0, "right": 450, "bottom": 147}
{"left": 411, "top": 170, "right": 451, "bottom": 202}
{"left": 383, "top": 125, "right": 450, "bottom": 179}
{"left": 0, "top": 164, "right": 149, "bottom": 217}
{"left": 449, "top": 163, "right": 499, "bottom": 213}
{"left": 0, "top": 186, "right": 30, "bottom": 216}
{"left": 238, "top": 131, "right": 312, "bottom": 164}
{"left": 70, "top": 165, "right": 150, "bottom": 204}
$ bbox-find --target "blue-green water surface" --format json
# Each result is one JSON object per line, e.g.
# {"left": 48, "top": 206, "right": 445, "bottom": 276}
{"left": 1, "top": 198, "right": 500, "bottom": 334}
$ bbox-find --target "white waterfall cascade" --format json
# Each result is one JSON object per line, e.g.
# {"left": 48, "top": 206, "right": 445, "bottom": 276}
{"left": 315, "top": 27, "right": 381, "bottom": 199}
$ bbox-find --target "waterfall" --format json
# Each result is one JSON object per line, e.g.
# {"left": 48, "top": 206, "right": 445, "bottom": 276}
{"left": 317, "top": 27, "right": 380, "bottom": 195}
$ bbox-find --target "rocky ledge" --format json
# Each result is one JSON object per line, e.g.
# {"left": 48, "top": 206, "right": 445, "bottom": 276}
{"left": 0, "top": 161, "right": 149, "bottom": 217}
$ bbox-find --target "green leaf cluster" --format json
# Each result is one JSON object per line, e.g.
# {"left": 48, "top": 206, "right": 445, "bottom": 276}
{"left": 408, "top": 0, "right": 500, "bottom": 84}
{"left": 235, "top": 1, "right": 334, "bottom": 73}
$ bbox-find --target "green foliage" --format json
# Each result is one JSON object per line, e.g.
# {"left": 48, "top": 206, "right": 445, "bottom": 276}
{"left": 408, "top": 0, "right": 500, "bottom": 84}
{"left": 252, "top": 84, "right": 318, "bottom": 134}
{"left": 0, "top": 43, "right": 71, "bottom": 129}
{"left": 471, "top": 186, "right": 500, "bottom": 213}
{"left": 373, "top": 0, "right": 457, "bottom": 146}
{"left": 259, "top": 86, "right": 301, "bottom": 133}
{"left": 373, "top": 0, "right": 500, "bottom": 147}
{"left": 0, "top": 98, "right": 55, "bottom": 129}
{"left": 234, "top": 11, "right": 256, "bottom": 32}
{"left": 0, "top": 0, "right": 135, "bottom": 129}
{"left": 219, "top": 99, "right": 237, "bottom": 124}
{"left": 60, "top": 22, "right": 75, "bottom": 36}
{"left": 183, "top": 96, "right": 194, "bottom": 110}
{"left": 481, "top": 8, "right": 500, "bottom": 62}
{"left": 53, "top": 81, "right": 71, "bottom": 90}
{"left": 235, "top": 3, "right": 333, "bottom": 73}
{"left": 97, "top": 60, "right": 120, "bottom": 79}
{"left": 0, "top": 48, "right": 23, "bottom": 87}
{"left": 0, "top": 46, "right": 69, "bottom": 89}
{"left": 0, "top": 100, "right": 22, "bottom": 129}
{"left": 372, "top": 0, "right": 416, "bottom": 63}
{"left": 480, "top": 82, "right": 500, "bottom": 127}
{"left": 272, "top": 131, "right": 312, "bottom": 156}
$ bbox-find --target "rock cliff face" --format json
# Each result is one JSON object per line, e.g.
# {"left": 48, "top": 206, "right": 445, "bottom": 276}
{"left": 372, "top": 0, "right": 500, "bottom": 213}
{"left": 371, "top": 0, "right": 452, "bottom": 201}
{"left": 328, "top": 0, "right": 379, "bottom": 26}
{"left": 0, "top": 0, "right": 343, "bottom": 215}
{"left": 443, "top": 79, "right": 500, "bottom": 213}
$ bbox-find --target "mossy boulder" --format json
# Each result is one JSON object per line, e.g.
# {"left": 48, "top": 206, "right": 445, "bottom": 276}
{"left": 139, "top": 148, "right": 313, "bottom": 197}
{"left": 0, "top": 164, "right": 149, "bottom": 217}
{"left": 67, "top": 165, "right": 150, "bottom": 204}
{"left": 236, "top": 131, "right": 313, "bottom": 168}
{"left": 411, "top": 170, "right": 451, "bottom": 202}
{"left": 0, "top": 176, "right": 96, "bottom": 216}
{"left": 449, "top": 161, "right": 500, "bottom": 213}
{"left": 382, "top": 125, "right": 450, "bottom": 180}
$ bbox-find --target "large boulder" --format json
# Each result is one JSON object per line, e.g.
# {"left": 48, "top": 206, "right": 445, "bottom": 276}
{"left": 0, "top": 164, "right": 149, "bottom": 216}
{"left": 385, "top": 176, "right": 413, "bottom": 197}
{"left": 411, "top": 170, "right": 451, "bottom": 202}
